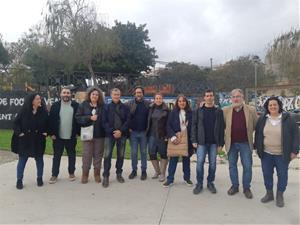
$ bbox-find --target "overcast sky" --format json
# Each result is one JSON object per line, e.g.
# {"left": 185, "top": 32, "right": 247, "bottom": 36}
{"left": 0, "top": 0, "right": 299, "bottom": 66}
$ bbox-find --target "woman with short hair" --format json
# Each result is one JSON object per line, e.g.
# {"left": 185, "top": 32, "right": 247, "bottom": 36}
{"left": 255, "top": 96, "right": 299, "bottom": 207}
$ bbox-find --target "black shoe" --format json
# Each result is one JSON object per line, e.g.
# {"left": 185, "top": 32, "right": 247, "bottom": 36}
{"left": 193, "top": 184, "right": 203, "bottom": 195}
{"left": 227, "top": 185, "right": 239, "bottom": 195}
{"left": 37, "top": 177, "right": 43, "bottom": 187}
{"left": 16, "top": 179, "right": 23, "bottom": 190}
{"left": 141, "top": 171, "right": 147, "bottom": 181}
{"left": 163, "top": 180, "right": 173, "bottom": 188}
{"left": 243, "top": 188, "right": 253, "bottom": 199}
{"left": 185, "top": 180, "right": 193, "bottom": 187}
{"left": 117, "top": 174, "right": 125, "bottom": 183}
{"left": 207, "top": 182, "right": 217, "bottom": 194}
{"left": 128, "top": 170, "right": 137, "bottom": 179}
{"left": 261, "top": 190, "right": 274, "bottom": 203}
{"left": 102, "top": 177, "right": 109, "bottom": 188}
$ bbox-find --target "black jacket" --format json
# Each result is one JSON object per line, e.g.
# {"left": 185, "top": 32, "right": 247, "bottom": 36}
{"left": 102, "top": 101, "right": 130, "bottom": 138}
{"left": 48, "top": 100, "right": 80, "bottom": 139}
{"left": 191, "top": 105, "right": 225, "bottom": 146}
{"left": 75, "top": 101, "right": 106, "bottom": 138}
{"left": 167, "top": 108, "right": 194, "bottom": 155}
{"left": 146, "top": 103, "right": 169, "bottom": 139}
{"left": 11, "top": 108, "right": 48, "bottom": 157}
{"left": 255, "top": 112, "right": 299, "bottom": 163}
{"left": 126, "top": 98, "right": 150, "bottom": 131}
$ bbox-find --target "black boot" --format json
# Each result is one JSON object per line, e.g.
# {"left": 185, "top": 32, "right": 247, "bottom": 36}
{"left": 37, "top": 177, "right": 43, "bottom": 187}
{"left": 102, "top": 177, "right": 109, "bottom": 188}
{"left": 261, "top": 190, "right": 274, "bottom": 203}
{"left": 276, "top": 191, "right": 284, "bottom": 207}
{"left": 16, "top": 179, "right": 23, "bottom": 190}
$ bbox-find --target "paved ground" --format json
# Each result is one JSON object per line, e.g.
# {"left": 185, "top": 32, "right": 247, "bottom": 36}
{"left": 0, "top": 152, "right": 299, "bottom": 224}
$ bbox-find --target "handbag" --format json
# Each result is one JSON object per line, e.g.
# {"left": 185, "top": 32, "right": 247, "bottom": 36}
{"left": 167, "top": 129, "right": 188, "bottom": 157}
{"left": 80, "top": 125, "right": 94, "bottom": 141}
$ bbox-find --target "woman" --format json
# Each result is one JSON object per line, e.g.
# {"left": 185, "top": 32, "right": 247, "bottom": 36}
{"left": 76, "top": 87, "right": 106, "bottom": 184}
{"left": 255, "top": 96, "right": 299, "bottom": 207}
{"left": 146, "top": 93, "right": 169, "bottom": 182}
{"left": 163, "top": 94, "right": 194, "bottom": 187}
{"left": 11, "top": 93, "right": 48, "bottom": 190}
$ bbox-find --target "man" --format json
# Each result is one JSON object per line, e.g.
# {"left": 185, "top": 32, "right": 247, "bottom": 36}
{"left": 102, "top": 88, "right": 130, "bottom": 188}
{"left": 48, "top": 87, "right": 80, "bottom": 183}
{"left": 126, "top": 86, "right": 150, "bottom": 180}
{"left": 191, "top": 89, "right": 224, "bottom": 194}
{"left": 223, "top": 88, "right": 257, "bottom": 199}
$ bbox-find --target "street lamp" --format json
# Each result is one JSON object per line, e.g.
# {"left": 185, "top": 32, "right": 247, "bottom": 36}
{"left": 252, "top": 55, "right": 260, "bottom": 109}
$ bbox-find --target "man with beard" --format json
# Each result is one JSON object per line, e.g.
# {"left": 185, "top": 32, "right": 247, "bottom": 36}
{"left": 48, "top": 87, "right": 80, "bottom": 183}
{"left": 223, "top": 88, "right": 257, "bottom": 199}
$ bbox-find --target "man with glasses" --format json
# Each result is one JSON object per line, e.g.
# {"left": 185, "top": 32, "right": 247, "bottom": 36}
{"left": 126, "top": 86, "right": 150, "bottom": 180}
{"left": 223, "top": 88, "right": 257, "bottom": 199}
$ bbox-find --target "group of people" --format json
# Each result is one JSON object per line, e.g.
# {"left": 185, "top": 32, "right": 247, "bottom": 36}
{"left": 11, "top": 86, "right": 299, "bottom": 208}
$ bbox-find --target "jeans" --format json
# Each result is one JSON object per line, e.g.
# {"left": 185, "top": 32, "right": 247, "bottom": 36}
{"left": 167, "top": 156, "right": 191, "bottom": 183}
{"left": 103, "top": 136, "right": 126, "bottom": 177}
{"left": 130, "top": 131, "right": 147, "bottom": 172}
{"left": 196, "top": 144, "right": 217, "bottom": 185}
{"left": 228, "top": 142, "right": 252, "bottom": 189}
{"left": 17, "top": 156, "right": 44, "bottom": 180}
{"left": 148, "top": 135, "right": 167, "bottom": 160}
{"left": 261, "top": 152, "right": 289, "bottom": 192}
{"left": 51, "top": 138, "right": 77, "bottom": 177}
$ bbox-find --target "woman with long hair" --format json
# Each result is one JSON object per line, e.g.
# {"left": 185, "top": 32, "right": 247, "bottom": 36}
{"left": 163, "top": 94, "right": 194, "bottom": 187}
{"left": 146, "top": 93, "right": 169, "bottom": 182}
{"left": 76, "top": 86, "right": 106, "bottom": 184}
{"left": 12, "top": 93, "right": 48, "bottom": 189}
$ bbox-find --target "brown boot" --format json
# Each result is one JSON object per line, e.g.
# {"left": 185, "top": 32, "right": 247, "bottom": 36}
{"left": 151, "top": 160, "right": 161, "bottom": 179}
{"left": 159, "top": 159, "right": 168, "bottom": 182}
{"left": 94, "top": 168, "right": 101, "bottom": 183}
{"left": 81, "top": 170, "right": 89, "bottom": 184}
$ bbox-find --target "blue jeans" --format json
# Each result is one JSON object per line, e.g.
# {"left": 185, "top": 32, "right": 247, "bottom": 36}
{"left": 228, "top": 142, "right": 252, "bottom": 189}
{"left": 148, "top": 136, "right": 168, "bottom": 159}
{"left": 167, "top": 156, "right": 190, "bottom": 183}
{"left": 130, "top": 131, "right": 147, "bottom": 172}
{"left": 196, "top": 144, "right": 217, "bottom": 185}
{"left": 17, "top": 156, "right": 44, "bottom": 180}
{"left": 103, "top": 137, "right": 126, "bottom": 177}
{"left": 261, "top": 152, "right": 289, "bottom": 192}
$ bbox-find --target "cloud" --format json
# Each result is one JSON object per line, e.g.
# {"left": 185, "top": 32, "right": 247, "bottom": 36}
{"left": 0, "top": 0, "right": 298, "bottom": 66}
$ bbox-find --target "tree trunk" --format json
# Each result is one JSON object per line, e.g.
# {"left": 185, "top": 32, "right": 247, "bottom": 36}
{"left": 87, "top": 62, "right": 97, "bottom": 87}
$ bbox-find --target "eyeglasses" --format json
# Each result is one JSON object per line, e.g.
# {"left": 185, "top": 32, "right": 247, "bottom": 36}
{"left": 231, "top": 95, "right": 242, "bottom": 99}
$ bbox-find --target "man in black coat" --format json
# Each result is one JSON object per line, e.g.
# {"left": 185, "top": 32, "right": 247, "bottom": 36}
{"left": 48, "top": 87, "right": 80, "bottom": 183}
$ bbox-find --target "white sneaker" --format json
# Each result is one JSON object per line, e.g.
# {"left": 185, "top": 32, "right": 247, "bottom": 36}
{"left": 159, "top": 174, "right": 165, "bottom": 182}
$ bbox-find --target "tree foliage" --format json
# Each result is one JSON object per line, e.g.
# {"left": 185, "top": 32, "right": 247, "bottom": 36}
{"left": 265, "top": 29, "right": 300, "bottom": 82}
{"left": 111, "top": 21, "right": 157, "bottom": 73}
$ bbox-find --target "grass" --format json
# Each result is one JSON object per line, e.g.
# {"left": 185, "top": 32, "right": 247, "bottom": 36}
{"left": 0, "top": 129, "right": 131, "bottom": 159}
{"left": 0, "top": 129, "right": 227, "bottom": 160}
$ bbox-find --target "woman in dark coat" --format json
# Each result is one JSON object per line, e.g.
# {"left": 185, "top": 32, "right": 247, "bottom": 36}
{"left": 163, "top": 94, "right": 194, "bottom": 187}
{"left": 146, "top": 93, "right": 169, "bottom": 182}
{"left": 11, "top": 93, "right": 48, "bottom": 189}
{"left": 75, "top": 86, "right": 106, "bottom": 184}
{"left": 255, "top": 96, "right": 299, "bottom": 207}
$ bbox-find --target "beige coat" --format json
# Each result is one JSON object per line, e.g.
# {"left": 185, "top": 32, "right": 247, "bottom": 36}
{"left": 223, "top": 104, "right": 257, "bottom": 152}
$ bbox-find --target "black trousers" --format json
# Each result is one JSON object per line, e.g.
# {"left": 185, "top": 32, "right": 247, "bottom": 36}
{"left": 51, "top": 138, "right": 77, "bottom": 177}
